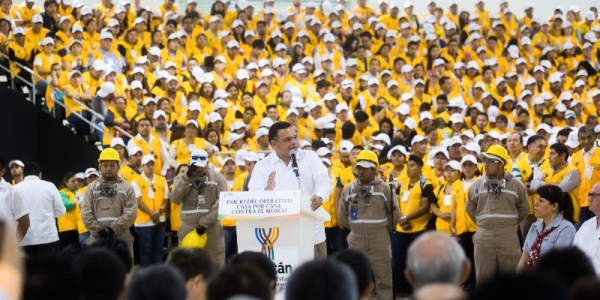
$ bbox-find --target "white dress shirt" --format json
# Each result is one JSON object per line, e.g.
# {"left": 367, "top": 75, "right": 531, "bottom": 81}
{"left": 0, "top": 178, "right": 28, "bottom": 225}
{"left": 14, "top": 176, "right": 66, "bottom": 246}
{"left": 573, "top": 216, "right": 600, "bottom": 275}
{"left": 248, "top": 149, "right": 332, "bottom": 244}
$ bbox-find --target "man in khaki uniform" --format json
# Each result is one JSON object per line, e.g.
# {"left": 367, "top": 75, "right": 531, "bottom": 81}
{"left": 82, "top": 148, "right": 138, "bottom": 258}
{"left": 466, "top": 145, "right": 529, "bottom": 284}
{"left": 339, "top": 150, "right": 400, "bottom": 300}
{"left": 170, "top": 149, "right": 228, "bottom": 268}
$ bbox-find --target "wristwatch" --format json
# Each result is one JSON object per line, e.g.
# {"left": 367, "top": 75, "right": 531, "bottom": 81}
{"left": 400, "top": 216, "right": 407, "bottom": 222}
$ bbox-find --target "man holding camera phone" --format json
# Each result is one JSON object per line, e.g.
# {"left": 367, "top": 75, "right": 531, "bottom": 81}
{"left": 170, "top": 148, "right": 227, "bottom": 268}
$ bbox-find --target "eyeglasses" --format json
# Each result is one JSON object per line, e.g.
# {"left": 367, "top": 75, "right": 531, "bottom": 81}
{"left": 481, "top": 157, "right": 501, "bottom": 164}
{"left": 588, "top": 193, "right": 600, "bottom": 199}
{"left": 191, "top": 155, "right": 207, "bottom": 161}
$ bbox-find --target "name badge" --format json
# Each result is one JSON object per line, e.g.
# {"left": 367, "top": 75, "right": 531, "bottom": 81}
{"left": 585, "top": 166, "right": 594, "bottom": 179}
{"left": 147, "top": 186, "right": 154, "bottom": 199}
{"left": 443, "top": 194, "right": 452, "bottom": 206}
{"left": 197, "top": 195, "right": 206, "bottom": 208}
{"left": 401, "top": 191, "right": 409, "bottom": 202}
{"left": 351, "top": 206, "right": 357, "bottom": 221}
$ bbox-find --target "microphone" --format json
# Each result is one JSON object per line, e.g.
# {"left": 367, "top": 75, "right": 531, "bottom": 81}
{"left": 289, "top": 148, "right": 300, "bottom": 178}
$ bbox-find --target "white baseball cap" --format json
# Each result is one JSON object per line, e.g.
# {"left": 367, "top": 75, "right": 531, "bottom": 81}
{"left": 8, "top": 160, "right": 24, "bottom": 168}
{"left": 372, "top": 133, "right": 391, "bottom": 146}
{"left": 153, "top": 110, "right": 166, "bottom": 120}
{"left": 411, "top": 135, "right": 428, "bottom": 145}
{"left": 110, "top": 138, "right": 125, "bottom": 148}
{"left": 255, "top": 127, "right": 269, "bottom": 139}
{"left": 84, "top": 168, "right": 99, "bottom": 178}
{"left": 190, "top": 149, "right": 209, "bottom": 167}
{"left": 97, "top": 82, "right": 115, "bottom": 97}
{"left": 188, "top": 101, "right": 201, "bottom": 112}
{"left": 387, "top": 145, "right": 408, "bottom": 160}
{"left": 226, "top": 132, "right": 245, "bottom": 147}
{"left": 141, "top": 154, "right": 155, "bottom": 165}
{"left": 340, "top": 141, "right": 354, "bottom": 153}
{"left": 213, "top": 99, "right": 230, "bottom": 110}
{"left": 208, "top": 112, "right": 222, "bottom": 123}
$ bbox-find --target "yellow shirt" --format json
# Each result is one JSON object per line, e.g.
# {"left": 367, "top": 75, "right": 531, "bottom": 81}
{"left": 396, "top": 178, "right": 432, "bottom": 233}
{"left": 132, "top": 174, "right": 168, "bottom": 225}
{"left": 57, "top": 187, "right": 78, "bottom": 232}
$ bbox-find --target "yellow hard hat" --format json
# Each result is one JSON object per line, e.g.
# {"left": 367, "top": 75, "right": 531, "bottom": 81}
{"left": 480, "top": 144, "right": 509, "bottom": 164}
{"left": 98, "top": 148, "right": 121, "bottom": 163}
{"left": 355, "top": 149, "right": 379, "bottom": 167}
{"left": 181, "top": 229, "right": 208, "bottom": 249}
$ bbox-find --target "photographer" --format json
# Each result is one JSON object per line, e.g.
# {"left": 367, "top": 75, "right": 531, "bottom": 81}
{"left": 339, "top": 150, "right": 399, "bottom": 300}
{"left": 82, "top": 148, "right": 138, "bottom": 259}
{"left": 170, "top": 149, "right": 228, "bottom": 268}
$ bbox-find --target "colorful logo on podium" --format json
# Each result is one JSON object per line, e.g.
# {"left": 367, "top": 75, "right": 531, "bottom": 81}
{"left": 255, "top": 227, "right": 280, "bottom": 259}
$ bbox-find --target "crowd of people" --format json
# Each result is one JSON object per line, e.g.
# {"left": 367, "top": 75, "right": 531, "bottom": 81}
{"left": 4, "top": 0, "right": 600, "bottom": 299}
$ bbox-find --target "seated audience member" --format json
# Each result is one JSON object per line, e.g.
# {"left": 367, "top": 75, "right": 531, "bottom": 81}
{"left": 534, "top": 247, "right": 597, "bottom": 290}
{"left": 127, "top": 265, "right": 187, "bottom": 300}
{"left": 23, "top": 256, "right": 78, "bottom": 300}
{"left": 405, "top": 231, "right": 471, "bottom": 289}
{"left": 469, "top": 274, "right": 568, "bottom": 300}
{"left": 89, "top": 238, "right": 133, "bottom": 272}
{"left": 207, "top": 265, "right": 271, "bottom": 300}
{"left": 286, "top": 259, "right": 358, "bottom": 300}
{"left": 413, "top": 283, "right": 465, "bottom": 300}
{"left": 333, "top": 249, "right": 376, "bottom": 300}
{"left": 571, "top": 279, "right": 600, "bottom": 300}
{"left": 73, "top": 249, "right": 127, "bottom": 300}
{"left": 228, "top": 251, "right": 277, "bottom": 297}
{"left": 167, "top": 248, "right": 217, "bottom": 300}
{"left": 517, "top": 185, "right": 576, "bottom": 272}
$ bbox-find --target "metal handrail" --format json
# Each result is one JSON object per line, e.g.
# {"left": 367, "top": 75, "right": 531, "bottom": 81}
{"left": 0, "top": 61, "right": 110, "bottom": 136}
{"left": 215, "top": 150, "right": 271, "bottom": 155}
{"left": 0, "top": 51, "right": 133, "bottom": 140}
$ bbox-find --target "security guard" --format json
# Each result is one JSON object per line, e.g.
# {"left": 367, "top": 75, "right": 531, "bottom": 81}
{"left": 339, "top": 150, "right": 400, "bottom": 300}
{"left": 81, "top": 148, "right": 138, "bottom": 259}
{"left": 170, "top": 149, "right": 228, "bottom": 268}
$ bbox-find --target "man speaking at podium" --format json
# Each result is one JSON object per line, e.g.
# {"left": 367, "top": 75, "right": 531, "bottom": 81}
{"left": 248, "top": 121, "right": 333, "bottom": 258}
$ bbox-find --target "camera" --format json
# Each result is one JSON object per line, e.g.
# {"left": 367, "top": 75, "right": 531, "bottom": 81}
{"left": 190, "top": 176, "right": 208, "bottom": 190}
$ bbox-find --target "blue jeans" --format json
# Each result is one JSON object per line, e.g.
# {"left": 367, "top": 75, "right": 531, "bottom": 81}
{"left": 79, "top": 232, "right": 90, "bottom": 244}
{"left": 67, "top": 111, "right": 91, "bottom": 136}
{"left": 95, "top": 122, "right": 105, "bottom": 141}
{"left": 35, "top": 80, "right": 47, "bottom": 96}
{"left": 135, "top": 223, "right": 165, "bottom": 267}
{"left": 223, "top": 226, "right": 238, "bottom": 262}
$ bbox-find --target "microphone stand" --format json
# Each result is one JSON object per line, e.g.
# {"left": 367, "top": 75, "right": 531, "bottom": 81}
{"left": 388, "top": 173, "right": 397, "bottom": 300}
{"left": 290, "top": 150, "right": 302, "bottom": 190}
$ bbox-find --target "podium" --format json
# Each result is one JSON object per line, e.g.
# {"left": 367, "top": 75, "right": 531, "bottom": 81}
{"left": 218, "top": 190, "right": 328, "bottom": 290}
